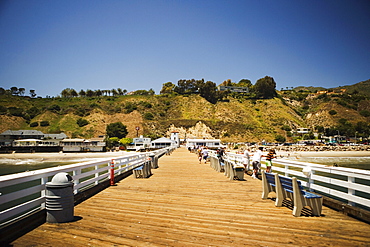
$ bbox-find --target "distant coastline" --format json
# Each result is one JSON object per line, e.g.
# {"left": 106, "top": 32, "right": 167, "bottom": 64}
{"left": 0, "top": 151, "right": 133, "bottom": 163}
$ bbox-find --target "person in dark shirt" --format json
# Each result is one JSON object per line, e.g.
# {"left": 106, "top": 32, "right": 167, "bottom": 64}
{"left": 265, "top": 149, "right": 276, "bottom": 173}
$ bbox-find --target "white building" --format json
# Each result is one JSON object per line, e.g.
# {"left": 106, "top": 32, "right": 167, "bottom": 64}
{"left": 151, "top": 137, "right": 176, "bottom": 149}
{"left": 128, "top": 136, "right": 152, "bottom": 151}
{"left": 170, "top": 131, "right": 180, "bottom": 147}
{"left": 186, "top": 138, "right": 224, "bottom": 149}
{"left": 296, "top": 128, "right": 311, "bottom": 134}
{"left": 60, "top": 137, "right": 106, "bottom": 152}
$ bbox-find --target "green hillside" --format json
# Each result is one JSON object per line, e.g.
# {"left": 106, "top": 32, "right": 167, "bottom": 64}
{"left": 1, "top": 80, "right": 370, "bottom": 143}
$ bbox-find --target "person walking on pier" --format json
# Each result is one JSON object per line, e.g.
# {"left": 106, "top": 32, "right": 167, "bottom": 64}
{"left": 251, "top": 147, "right": 264, "bottom": 179}
{"left": 243, "top": 148, "right": 250, "bottom": 173}
{"left": 201, "top": 146, "right": 209, "bottom": 164}
{"left": 265, "top": 149, "right": 276, "bottom": 173}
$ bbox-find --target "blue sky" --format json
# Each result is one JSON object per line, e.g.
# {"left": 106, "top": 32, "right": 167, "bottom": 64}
{"left": 0, "top": 0, "right": 369, "bottom": 97}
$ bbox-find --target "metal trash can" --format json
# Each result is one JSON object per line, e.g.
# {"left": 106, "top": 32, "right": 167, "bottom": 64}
{"left": 46, "top": 172, "right": 74, "bottom": 223}
{"left": 235, "top": 167, "right": 245, "bottom": 180}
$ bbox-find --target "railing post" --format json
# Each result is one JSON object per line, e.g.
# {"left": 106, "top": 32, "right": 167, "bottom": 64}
{"left": 110, "top": 159, "right": 115, "bottom": 186}
{"left": 94, "top": 165, "right": 99, "bottom": 185}
{"left": 41, "top": 176, "right": 48, "bottom": 208}
{"left": 285, "top": 164, "right": 289, "bottom": 177}
{"left": 309, "top": 169, "right": 316, "bottom": 192}
{"left": 348, "top": 176, "right": 355, "bottom": 206}
{"left": 73, "top": 169, "right": 80, "bottom": 194}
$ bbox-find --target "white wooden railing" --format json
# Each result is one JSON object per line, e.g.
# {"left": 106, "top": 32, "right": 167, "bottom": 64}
{"left": 0, "top": 148, "right": 171, "bottom": 226}
{"left": 210, "top": 151, "right": 370, "bottom": 210}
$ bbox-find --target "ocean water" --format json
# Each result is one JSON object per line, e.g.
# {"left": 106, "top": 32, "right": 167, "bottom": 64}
{"left": 286, "top": 156, "right": 370, "bottom": 170}
{"left": 0, "top": 158, "right": 93, "bottom": 176}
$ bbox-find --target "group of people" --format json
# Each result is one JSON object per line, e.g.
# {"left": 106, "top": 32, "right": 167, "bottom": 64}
{"left": 193, "top": 145, "right": 277, "bottom": 179}
{"left": 242, "top": 147, "right": 276, "bottom": 179}
{"left": 196, "top": 146, "right": 210, "bottom": 164}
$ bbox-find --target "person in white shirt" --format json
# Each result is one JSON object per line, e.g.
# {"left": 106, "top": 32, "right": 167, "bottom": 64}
{"left": 243, "top": 148, "right": 250, "bottom": 173}
{"left": 201, "top": 146, "right": 209, "bottom": 164}
{"left": 251, "top": 147, "right": 264, "bottom": 179}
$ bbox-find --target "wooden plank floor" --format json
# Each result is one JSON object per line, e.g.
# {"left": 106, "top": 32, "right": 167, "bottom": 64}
{"left": 12, "top": 148, "right": 370, "bottom": 246}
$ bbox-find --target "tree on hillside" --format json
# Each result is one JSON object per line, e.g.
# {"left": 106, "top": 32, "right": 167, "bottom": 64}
{"left": 160, "top": 82, "right": 176, "bottom": 94}
{"left": 18, "top": 88, "right": 25, "bottom": 96}
{"left": 96, "top": 89, "right": 102, "bottom": 97}
{"left": 111, "top": 89, "right": 118, "bottom": 96}
{"left": 199, "top": 81, "right": 219, "bottom": 104}
{"left": 71, "top": 89, "right": 78, "bottom": 97}
{"left": 86, "top": 89, "right": 94, "bottom": 97}
{"left": 174, "top": 79, "right": 201, "bottom": 94}
{"left": 219, "top": 79, "right": 233, "bottom": 86}
{"left": 61, "top": 88, "right": 77, "bottom": 97}
{"left": 253, "top": 76, "right": 277, "bottom": 99}
{"left": 237, "top": 79, "right": 252, "bottom": 88}
{"left": 106, "top": 122, "right": 128, "bottom": 139}
{"left": 30, "top": 89, "right": 37, "bottom": 98}
{"left": 79, "top": 89, "right": 86, "bottom": 97}
{"left": 10, "top": 87, "right": 18, "bottom": 96}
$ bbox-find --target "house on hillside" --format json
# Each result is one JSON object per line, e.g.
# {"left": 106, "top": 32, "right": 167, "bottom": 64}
{"left": 218, "top": 86, "right": 249, "bottom": 93}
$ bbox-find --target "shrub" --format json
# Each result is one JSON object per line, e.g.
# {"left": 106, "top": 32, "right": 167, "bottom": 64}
{"left": 8, "top": 107, "right": 24, "bottom": 117}
{"left": 144, "top": 112, "right": 154, "bottom": 120}
{"left": 281, "top": 125, "right": 292, "bottom": 131}
{"left": 77, "top": 118, "right": 89, "bottom": 127}
{"left": 359, "top": 110, "right": 370, "bottom": 117}
{"left": 329, "top": 110, "right": 337, "bottom": 115}
{"left": 0, "top": 105, "right": 7, "bottom": 115}
{"left": 124, "top": 102, "right": 137, "bottom": 114}
{"left": 48, "top": 104, "right": 61, "bottom": 113}
{"left": 275, "top": 134, "right": 286, "bottom": 143}
{"left": 40, "top": 120, "right": 50, "bottom": 126}
{"left": 26, "top": 106, "right": 41, "bottom": 118}
{"left": 140, "top": 101, "right": 152, "bottom": 108}
{"left": 75, "top": 107, "right": 89, "bottom": 117}
{"left": 30, "top": 122, "right": 39, "bottom": 127}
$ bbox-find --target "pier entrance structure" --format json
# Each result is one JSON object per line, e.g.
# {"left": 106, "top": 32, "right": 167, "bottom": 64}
{"left": 10, "top": 148, "right": 370, "bottom": 246}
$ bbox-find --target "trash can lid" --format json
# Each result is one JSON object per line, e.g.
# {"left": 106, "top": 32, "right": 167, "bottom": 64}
{"left": 50, "top": 172, "right": 73, "bottom": 184}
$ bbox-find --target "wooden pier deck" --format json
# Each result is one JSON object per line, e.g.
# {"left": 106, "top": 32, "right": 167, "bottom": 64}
{"left": 12, "top": 148, "right": 370, "bottom": 246}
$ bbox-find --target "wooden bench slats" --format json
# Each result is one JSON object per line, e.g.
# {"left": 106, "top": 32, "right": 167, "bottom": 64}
{"left": 133, "top": 162, "right": 152, "bottom": 179}
{"left": 262, "top": 170, "right": 323, "bottom": 217}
